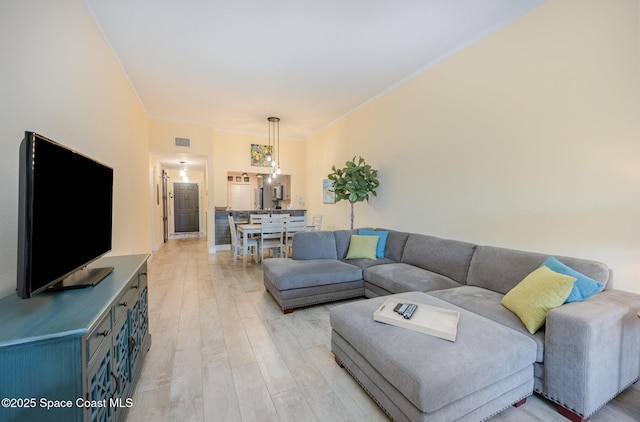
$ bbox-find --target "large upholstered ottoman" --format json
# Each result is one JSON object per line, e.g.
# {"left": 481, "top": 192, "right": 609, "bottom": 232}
{"left": 330, "top": 292, "right": 537, "bottom": 422}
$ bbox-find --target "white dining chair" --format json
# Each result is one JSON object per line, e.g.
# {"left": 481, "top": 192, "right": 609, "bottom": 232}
{"left": 228, "top": 215, "right": 258, "bottom": 266}
{"left": 250, "top": 213, "right": 268, "bottom": 224}
{"left": 311, "top": 214, "right": 323, "bottom": 231}
{"left": 284, "top": 215, "right": 307, "bottom": 256}
{"left": 260, "top": 216, "right": 286, "bottom": 260}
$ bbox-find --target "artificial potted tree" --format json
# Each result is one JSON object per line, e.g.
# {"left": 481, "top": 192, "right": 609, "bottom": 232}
{"left": 327, "top": 156, "right": 379, "bottom": 229}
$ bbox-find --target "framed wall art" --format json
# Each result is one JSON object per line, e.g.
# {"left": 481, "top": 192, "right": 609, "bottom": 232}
{"left": 322, "top": 179, "right": 335, "bottom": 204}
{"left": 251, "top": 144, "right": 272, "bottom": 167}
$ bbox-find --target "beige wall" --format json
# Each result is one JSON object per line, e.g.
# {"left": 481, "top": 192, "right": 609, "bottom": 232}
{"left": 304, "top": 0, "right": 640, "bottom": 293}
{"left": 0, "top": 0, "right": 151, "bottom": 298}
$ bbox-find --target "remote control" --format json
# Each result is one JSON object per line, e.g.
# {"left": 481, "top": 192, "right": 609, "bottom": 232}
{"left": 393, "top": 303, "right": 403, "bottom": 313}
{"left": 403, "top": 304, "right": 417, "bottom": 319}
{"left": 396, "top": 304, "right": 409, "bottom": 315}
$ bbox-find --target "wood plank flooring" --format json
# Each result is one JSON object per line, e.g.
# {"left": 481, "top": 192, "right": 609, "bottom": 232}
{"left": 127, "top": 237, "right": 640, "bottom": 422}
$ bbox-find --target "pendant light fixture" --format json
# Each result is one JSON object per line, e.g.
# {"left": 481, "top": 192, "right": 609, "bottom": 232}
{"left": 267, "top": 116, "right": 281, "bottom": 181}
{"left": 179, "top": 161, "right": 188, "bottom": 182}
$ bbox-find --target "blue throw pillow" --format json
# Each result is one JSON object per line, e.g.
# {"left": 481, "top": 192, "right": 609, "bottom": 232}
{"left": 541, "top": 256, "right": 604, "bottom": 303}
{"left": 358, "top": 229, "right": 389, "bottom": 258}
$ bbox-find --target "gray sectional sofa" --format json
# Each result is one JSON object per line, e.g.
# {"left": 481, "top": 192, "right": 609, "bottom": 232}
{"left": 261, "top": 228, "right": 640, "bottom": 422}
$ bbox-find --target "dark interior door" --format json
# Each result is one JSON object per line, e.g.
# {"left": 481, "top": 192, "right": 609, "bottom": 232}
{"left": 174, "top": 183, "right": 199, "bottom": 232}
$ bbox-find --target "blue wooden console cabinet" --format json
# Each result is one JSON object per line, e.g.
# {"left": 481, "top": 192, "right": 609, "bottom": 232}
{"left": 0, "top": 254, "right": 151, "bottom": 422}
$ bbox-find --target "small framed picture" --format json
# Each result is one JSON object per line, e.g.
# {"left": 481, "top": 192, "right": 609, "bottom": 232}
{"left": 227, "top": 176, "right": 233, "bottom": 182}
{"left": 243, "top": 176, "right": 250, "bottom": 182}
{"left": 323, "top": 179, "right": 335, "bottom": 204}
{"left": 235, "top": 176, "right": 241, "bottom": 182}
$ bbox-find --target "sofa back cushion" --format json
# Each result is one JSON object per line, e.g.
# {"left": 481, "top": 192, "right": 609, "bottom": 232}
{"left": 334, "top": 229, "right": 358, "bottom": 259}
{"left": 467, "top": 245, "right": 611, "bottom": 295}
{"left": 376, "top": 228, "right": 410, "bottom": 262}
{"left": 400, "top": 233, "right": 476, "bottom": 284}
{"left": 292, "top": 231, "right": 338, "bottom": 260}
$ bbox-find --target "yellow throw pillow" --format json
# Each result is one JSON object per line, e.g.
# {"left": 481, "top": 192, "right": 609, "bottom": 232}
{"left": 501, "top": 266, "right": 576, "bottom": 334}
{"left": 345, "top": 234, "right": 378, "bottom": 260}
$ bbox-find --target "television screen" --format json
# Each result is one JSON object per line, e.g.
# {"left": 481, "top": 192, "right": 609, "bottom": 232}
{"left": 17, "top": 132, "right": 114, "bottom": 298}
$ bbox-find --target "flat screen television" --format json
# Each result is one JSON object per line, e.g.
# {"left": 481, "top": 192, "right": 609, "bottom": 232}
{"left": 16, "top": 131, "right": 114, "bottom": 299}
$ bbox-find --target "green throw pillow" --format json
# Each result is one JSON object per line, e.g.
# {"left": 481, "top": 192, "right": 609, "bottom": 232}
{"left": 345, "top": 235, "right": 378, "bottom": 260}
{"left": 501, "top": 266, "right": 576, "bottom": 334}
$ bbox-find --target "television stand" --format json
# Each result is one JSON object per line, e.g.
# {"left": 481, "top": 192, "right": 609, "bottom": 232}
{"left": 48, "top": 266, "right": 114, "bottom": 291}
{"left": 0, "top": 254, "right": 151, "bottom": 422}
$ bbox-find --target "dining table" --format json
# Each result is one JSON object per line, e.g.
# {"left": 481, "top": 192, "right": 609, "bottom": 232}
{"left": 236, "top": 223, "right": 314, "bottom": 266}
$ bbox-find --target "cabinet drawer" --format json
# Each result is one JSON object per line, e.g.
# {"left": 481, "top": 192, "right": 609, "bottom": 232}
{"left": 114, "top": 285, "right": 138, "bottom": 322}
{"left": 86, "top": 310, "right": 112, "bottom": 362}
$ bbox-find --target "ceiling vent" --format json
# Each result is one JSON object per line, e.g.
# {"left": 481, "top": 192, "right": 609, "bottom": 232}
{"left": 174, "top": 137, "right": 190, "bottom": 147}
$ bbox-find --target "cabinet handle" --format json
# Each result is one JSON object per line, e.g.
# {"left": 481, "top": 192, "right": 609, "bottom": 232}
{"left": 110, "top": 371, "right": 119, "bottom": 396}
{"left": 132, "top": 284, "right": 139, "bottom": 289}
{"left": 100, "top": 329, "right": 111, "bottom": 337}
{"left": 119, "top": 301, "right": 128, "bottom": 307}
{"left": 140, "top": 272, "right": 147, "bottom": 276}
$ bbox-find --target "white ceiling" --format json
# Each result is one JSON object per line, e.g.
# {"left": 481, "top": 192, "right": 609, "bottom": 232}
{"left": 85, "top": 0, "right": 545, "bottom": 143}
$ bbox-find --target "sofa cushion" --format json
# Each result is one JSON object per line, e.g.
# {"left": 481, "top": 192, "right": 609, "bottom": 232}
{"left": 502, "top": 266, "right": 576, "bottom": 334}
{"left": 466, "top": 245, "right": 610, "bottom": 295}
{"left": 342, "top": 257, "right": 396, "bottom": 271}
{"left": 541, "top": 256, "right": 604, "bottom": 303}
{"left": 400, "top": 233, "right": 476, "bottom": 284}
{"left": 377, "top": 229, "right": 410, "bottom": 262}
{"left": 427, "top": 286, "right": 546, "bottom": 362}
{"left": 292, "top": 231, "right": 337, "bottom": 260}
{"left": 334, "top": 229, "right": 358, "bottom": 259}
{"left": 364, "top": 262, "right": 463, "bottom": 294}
{"left": 262, "top": 258, "right": 362, "bottom": 290}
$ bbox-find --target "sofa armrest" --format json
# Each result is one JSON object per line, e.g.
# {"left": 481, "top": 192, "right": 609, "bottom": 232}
{"left": 543, "top": 289, "right": 640, "bottom": 418}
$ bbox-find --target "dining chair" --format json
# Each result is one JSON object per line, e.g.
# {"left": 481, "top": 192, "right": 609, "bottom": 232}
{"left": 228, "top": 215, "right": 258, "bottom": 266}
{"left": 260, "top": 216, "right": 286, "bottom": 260}
{"left": 250, "top": 213, "right": 268, "bottom": 224}
{"left": 284, "top": 215, "right": 307, "bottom": 256}
{"left": 311, "top": 214, "right": 323, "bottom": 231}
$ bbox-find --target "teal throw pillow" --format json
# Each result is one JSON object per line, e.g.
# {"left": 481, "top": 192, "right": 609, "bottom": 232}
{"left": 345, "top": 235, "right": 378, "bottom": 260}
{"left": 358, "top": 229, "right": 389, "bottom": 258}
{"left": 540, "top": 256, "right": 604, "bottom": 303}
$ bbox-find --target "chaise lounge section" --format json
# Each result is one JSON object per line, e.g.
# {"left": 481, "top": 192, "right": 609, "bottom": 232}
{"left": 261, "top": 228, "right": 640, "bottom": 421}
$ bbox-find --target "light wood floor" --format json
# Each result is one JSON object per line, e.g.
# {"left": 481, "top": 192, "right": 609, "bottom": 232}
{"left": 127, "top": 237, "right": 640, "bottom": 422}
